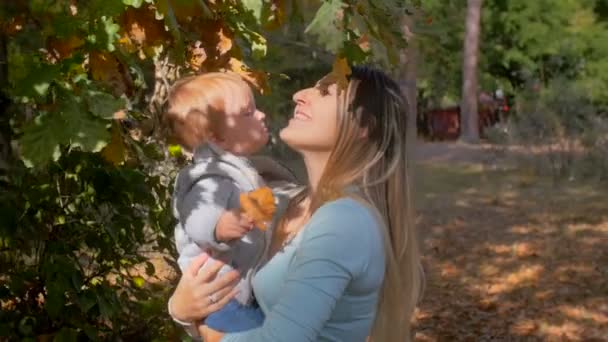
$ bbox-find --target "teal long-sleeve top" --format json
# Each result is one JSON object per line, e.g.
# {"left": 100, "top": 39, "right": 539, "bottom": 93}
{"left": 222, "top": 197, "right": 386, "bottom": 342}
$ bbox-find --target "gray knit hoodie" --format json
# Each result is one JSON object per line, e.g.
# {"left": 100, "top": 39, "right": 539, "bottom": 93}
{"left": 172, "top": 143, "right": 299, "bottom": 305}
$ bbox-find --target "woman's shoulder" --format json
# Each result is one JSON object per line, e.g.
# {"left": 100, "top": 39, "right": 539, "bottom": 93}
{"left": 305, "top": 197, "right": 384, "bottom": 249}
{"left": 315, "top": 197, "right": 379, "bottom": 223}
{"left": 300, "top": 196, "right": 385, "bottom": 276}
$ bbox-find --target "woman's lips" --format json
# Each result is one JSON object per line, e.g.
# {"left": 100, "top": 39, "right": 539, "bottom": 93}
{"left": 293, "top": 109, "right": 312, "bottom": 121}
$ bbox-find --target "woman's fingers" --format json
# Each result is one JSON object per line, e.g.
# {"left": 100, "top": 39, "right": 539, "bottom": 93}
{"left": 203, "top": 288, "right": 239, "bottom": 317}
{"left": 213, "top": 282, "right": 238, "bottom": 303}
{"left": 207, "top": 269, "right": 240, "bottom": 294}
{"left": 186, "top": 253, "right": 209, "bottom": 277}
{"left": 196, "top": 259, "right": 225, "bottom": 283}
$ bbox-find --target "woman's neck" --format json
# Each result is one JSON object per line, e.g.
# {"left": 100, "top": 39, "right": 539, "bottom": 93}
{"left": 301, "top": 151, "right": 330, "bottom": 195}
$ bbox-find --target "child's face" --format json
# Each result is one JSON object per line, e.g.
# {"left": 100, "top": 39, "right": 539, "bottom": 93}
{"left": 214, "top": 87, "right": 269, "bottom": 156}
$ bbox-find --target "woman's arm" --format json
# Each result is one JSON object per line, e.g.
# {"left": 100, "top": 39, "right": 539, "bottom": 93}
{"left": 219, "top": 200, "right": 381, "bottom": 342}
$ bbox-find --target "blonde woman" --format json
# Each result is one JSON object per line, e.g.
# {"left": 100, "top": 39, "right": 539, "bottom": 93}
{"left": 169, "top": 66, "right": 424, "bottom": 341}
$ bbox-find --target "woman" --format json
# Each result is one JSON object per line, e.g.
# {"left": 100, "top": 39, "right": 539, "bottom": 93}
{"left": 169, "top": 66, "right": 424, "bottom": 341}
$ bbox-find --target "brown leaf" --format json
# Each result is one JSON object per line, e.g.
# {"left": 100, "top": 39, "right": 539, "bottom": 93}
{"left": 330, "top": 57, "right": 351, "bottom": 92}
{"left": 46, "top": 36, "right": 84, "bottom": 60}
{"left": 187, "top": 41, "right": 207, "bottom": 71}
{"left": 120, "top": 6, "right": 169, "bottom": 47}
{"left": 240, "top": 187, "right": 276, "bottom": 231}
{"left": 3, "top": 15, "right": 25, "bottom": 35}
{"left": 89, "top": 52, "right": 128, "bottom": 97}
{"left": 263, "top": 0, "right": 286, "bottom": 30}
{"left": 226, "top": 58, "right": 270, "bottom": 94}
{"left": 101, "top": 123, "right": 126, "bottom": 165}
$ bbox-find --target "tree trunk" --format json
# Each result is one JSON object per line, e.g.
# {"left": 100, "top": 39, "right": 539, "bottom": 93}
{"left": 460, "top": 0, "right": 483, "bottom": 143}
{"left": 400, "top": 14, "right": 418, "bottom": 159}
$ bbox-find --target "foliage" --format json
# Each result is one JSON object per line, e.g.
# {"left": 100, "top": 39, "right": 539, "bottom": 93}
{"left": 0, "top": 0, "right": 415, "bottom": 339}
{"left": 416, "top": 0, "right": 608, "bottom": 111}
{"left": 493, "top": 79, "right": 608, "bottom": 182}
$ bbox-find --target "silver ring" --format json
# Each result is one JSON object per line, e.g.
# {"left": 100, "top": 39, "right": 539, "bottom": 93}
{"left": 208, "top": 294, "right": 217, "bottom": 304}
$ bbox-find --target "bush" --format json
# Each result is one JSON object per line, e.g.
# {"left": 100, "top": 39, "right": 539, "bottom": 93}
{"left": 0, "top": 149, "right": 180, "bottom": 340}
{"left": 498, "top": 78, "right": 608, "bottom": 182}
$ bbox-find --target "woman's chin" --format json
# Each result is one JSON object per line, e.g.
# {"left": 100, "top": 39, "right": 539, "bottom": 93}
{"left": 279, "top": 126, "right": 303, "bottom": 150}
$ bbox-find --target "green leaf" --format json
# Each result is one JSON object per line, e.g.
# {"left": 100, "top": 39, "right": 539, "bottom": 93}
{"left": 242, "top": 0, "right": 264, "bottom": 22}
{"left": 58, "top": 94, "right": 111, "bottom": 153}
{"left": 305, "top": 0, "right": 345, "bottom": 53}
{"left": 18, "top": 316, "right": 36, "bottom": 336}
{"left": 89, "top": 0, "right": 126, "bottom": 18}
{"left": 251, "top": 33, "right": 267, "bottom": 60}
{"left": 45, "top": 282, "right": 65, "bottom": 319}
{"left": 86, "top": 90, "right": 126, "bottom": 120}
{"left": 98, "top": 16, "right": 121, "bottom": 52}
{"left": 75, "top": 292, "right": 97, "bottom": 313}
{"left": 156, "top": 0, "right": 185, "bottom": 63}
{"left": 53, "top": 328, "right": 78, "bottom": 342}
{"left": 14, "top": 64, "right": 61, "bottom": 101}
{"left": 19, "top": 112, "right": 69, "bottom": 167}
{"left": 123, "top": 0, "right": 144, "bottom": 8}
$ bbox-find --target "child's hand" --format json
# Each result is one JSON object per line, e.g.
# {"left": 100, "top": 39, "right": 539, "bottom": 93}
{"left": 215, "top": 209, "right": 254, "bottom": 242}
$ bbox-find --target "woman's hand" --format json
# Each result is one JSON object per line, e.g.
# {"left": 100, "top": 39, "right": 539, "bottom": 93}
{"left": 169, "top": 253, "right": 240, "bottom": 323}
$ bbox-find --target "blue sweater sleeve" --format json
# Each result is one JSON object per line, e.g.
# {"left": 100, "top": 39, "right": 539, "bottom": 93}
{"left": 221, "top": 200, "right": 382, "bottom": 342}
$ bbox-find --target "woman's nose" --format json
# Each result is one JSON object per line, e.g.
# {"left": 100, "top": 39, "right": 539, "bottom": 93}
{"left": 293, "top": 88, "right": 309, "bottom": 104}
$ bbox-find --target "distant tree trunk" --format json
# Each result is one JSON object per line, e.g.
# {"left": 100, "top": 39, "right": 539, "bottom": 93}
{"left": 400, "top": 13, "right": 418, "bottom": 159}
{"left": 460, "top": 0, "right": 483, "bottom": 143}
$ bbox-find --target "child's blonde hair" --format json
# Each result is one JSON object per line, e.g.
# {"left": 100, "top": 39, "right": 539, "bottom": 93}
{"left": 164, "top": 72, "right": 251, "bottom": 150}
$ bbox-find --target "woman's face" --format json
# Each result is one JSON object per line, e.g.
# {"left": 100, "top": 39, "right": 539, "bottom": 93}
{"left": 279, "top": 75, "right": 341, "bottom": 153}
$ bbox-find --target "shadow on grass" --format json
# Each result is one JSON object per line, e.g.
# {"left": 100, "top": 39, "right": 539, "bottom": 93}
{"left": 413, "top": 162, "right": 608, "bottom": 341}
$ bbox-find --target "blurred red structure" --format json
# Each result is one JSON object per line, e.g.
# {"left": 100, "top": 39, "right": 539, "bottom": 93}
{"left": 419, "top": 93, "right": 510, "bottom": 140}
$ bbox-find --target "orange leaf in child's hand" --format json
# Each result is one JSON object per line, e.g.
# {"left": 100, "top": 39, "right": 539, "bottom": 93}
{"left": 239, "top": 187, "right": 276, "bottom": 231}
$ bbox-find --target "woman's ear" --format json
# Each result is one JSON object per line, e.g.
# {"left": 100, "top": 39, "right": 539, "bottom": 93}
{"left": 358, "top": 127, "right": 369, "bottom": 139}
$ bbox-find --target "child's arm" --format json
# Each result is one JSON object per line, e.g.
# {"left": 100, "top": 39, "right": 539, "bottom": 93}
{"left": 178, "top": 177, "right": 240, "bottom": 252}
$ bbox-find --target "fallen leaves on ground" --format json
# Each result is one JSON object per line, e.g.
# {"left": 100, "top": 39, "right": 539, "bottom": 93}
{"left": 413, "top": 155, "right": 608, "bottom": 341}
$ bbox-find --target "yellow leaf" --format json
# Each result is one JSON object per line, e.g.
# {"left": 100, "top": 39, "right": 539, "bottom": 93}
{"left": 101, "top": 123, "right": 126, "bottom": 165}
{"left": 132, "top": 276, "right": 145, "bottom": 288}
{"left": 331, "top": 57, "right": 351, "bottom": 92}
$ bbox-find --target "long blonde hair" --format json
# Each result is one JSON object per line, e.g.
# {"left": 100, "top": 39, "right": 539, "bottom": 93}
{"left": 309, "top": 66, "right": 424, "bottom": 341}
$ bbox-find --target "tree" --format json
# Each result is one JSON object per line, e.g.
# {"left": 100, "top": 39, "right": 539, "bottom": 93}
{"left": 460, "top": 0, "right": 483, "bottom": 143}
{"left": 399, "top": 12, "right": 418, "bottom": 157}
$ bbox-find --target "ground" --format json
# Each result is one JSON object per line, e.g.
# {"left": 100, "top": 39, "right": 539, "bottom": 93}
{"left": 413, "top": 142, "right": 608, "bottom": 341}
